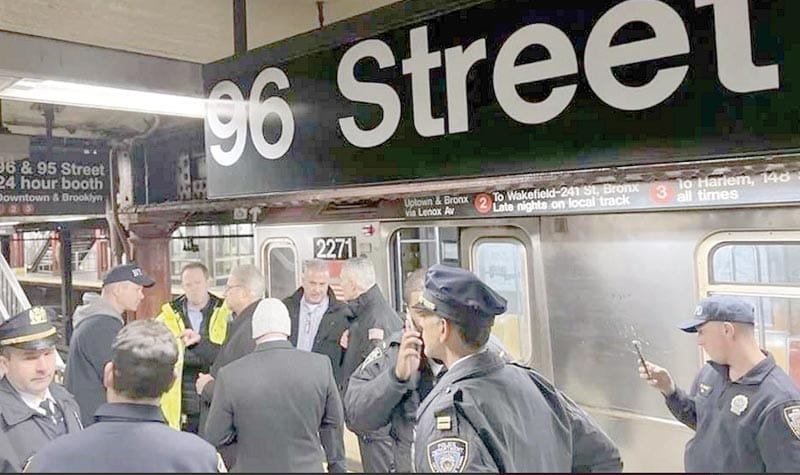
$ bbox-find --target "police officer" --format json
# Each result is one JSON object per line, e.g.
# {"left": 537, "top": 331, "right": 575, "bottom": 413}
{"left": 345, "top": 268, "right": 511, "bottom": 472}
{"left": 412, "top": 264, "right": 623, "bottom": 472}
{"left": 0, "top": 307, "right": 82, "bottom": 471}
{"left": 640, "top": 295, "right": 800, "bottom": 472}
{"left": 25, "top": 320, "right": 225, "bottom": 472}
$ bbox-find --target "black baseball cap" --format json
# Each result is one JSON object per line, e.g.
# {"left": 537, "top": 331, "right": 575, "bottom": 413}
{"left": 678, "top": 295, "right": 755, "bottom": 333}
{"left": 102, "top": 263, "right": 155, "bottom": 287}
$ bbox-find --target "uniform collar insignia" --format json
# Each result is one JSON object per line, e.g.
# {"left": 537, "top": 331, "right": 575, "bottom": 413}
{"left": 427, "top": 437, "right": 468, "bottom": 472}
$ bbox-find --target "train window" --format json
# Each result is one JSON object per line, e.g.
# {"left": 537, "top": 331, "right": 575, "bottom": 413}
{"left": 389, "top": 226, "right": 460, "bottom": 312}
{"left": 711, "top": 243, "right": 800, "bottom": 284}
{"left": 473, "top": 238, "right": 528, "bottom": 361}
{"left": 699, "top": 232, "right": 800, "bottom": 386}
{"left": 171, "top": 224, "right": 255, "bottom": 287}
{"left": 264, "top": 239, "right": 298, "bottom": 299}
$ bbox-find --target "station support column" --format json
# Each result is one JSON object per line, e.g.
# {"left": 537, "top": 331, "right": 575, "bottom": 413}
{"left": 127, "top": 220, "right": 177, "bottom": 321}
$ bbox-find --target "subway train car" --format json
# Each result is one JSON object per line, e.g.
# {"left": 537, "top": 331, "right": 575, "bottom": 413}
{"left": 251, "top": 160, "right": 800, "bottom": 472}
{"left": 200, "top": 0, "right": 800, "bottom": 470}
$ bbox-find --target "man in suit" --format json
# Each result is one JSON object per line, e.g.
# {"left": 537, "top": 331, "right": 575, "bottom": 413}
{"left": 204, "top": 298, "right": 344, "bottom": 473}
{"left": 195, "top": 264, "right": 264, "bottom": 466}
{"left": 0, "top": 307, "right": 82, "bottom": 471}
{"left": 283, "top": 259, "right": 350, "bottom": 473}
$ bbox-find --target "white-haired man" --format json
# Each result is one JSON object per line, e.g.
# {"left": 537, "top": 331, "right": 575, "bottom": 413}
{"left": 338, "top": 256, "right": 402, "bottom": 472}
{"left": 195, "top": 264, "right": 264, "bottom": 467}
{"left": 205, "top": 298, "right": 344, "bottom": 472}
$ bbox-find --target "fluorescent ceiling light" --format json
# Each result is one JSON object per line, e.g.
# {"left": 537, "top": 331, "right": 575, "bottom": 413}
{"left": 0, "top": 78, "right": 206, "bottom": 119}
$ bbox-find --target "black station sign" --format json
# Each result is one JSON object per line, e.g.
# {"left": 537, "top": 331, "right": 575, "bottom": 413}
{"left": 203, "top": 0, "right": 797, "bottom": 199}
{"left": 0, "top": 145, "right": 107, "bottom": 216}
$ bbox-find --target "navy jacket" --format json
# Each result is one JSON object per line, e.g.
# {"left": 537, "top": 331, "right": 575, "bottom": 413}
{"left": 414, "top": 351, "right": 623, "bottom": 473}
{"left": 666, "top": 353, "right": 800, "bottom": 472}
{"left": 25, "top": 403, "right": 223, "bottom": 472}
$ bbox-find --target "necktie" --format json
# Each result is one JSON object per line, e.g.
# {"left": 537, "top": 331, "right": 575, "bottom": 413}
{"left": 39, "top": 400, "right": 57, "bottom": 425}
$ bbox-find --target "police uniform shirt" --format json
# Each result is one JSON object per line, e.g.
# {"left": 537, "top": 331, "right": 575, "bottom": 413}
{"left": 665, "top": 353, "right": 800, "bottom": 472}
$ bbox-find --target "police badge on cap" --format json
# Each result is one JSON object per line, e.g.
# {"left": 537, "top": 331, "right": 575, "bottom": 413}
{"left": 0, "top": 307, "right": 57, "bottom": 350}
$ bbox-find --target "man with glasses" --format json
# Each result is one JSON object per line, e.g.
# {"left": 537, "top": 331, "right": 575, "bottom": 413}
{"left": 195, "top": 264, "right": 264, "bottom": 467}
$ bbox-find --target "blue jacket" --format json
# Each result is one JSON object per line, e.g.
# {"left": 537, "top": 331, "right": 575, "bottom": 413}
{"left": 25, "top": 403, "right": 223, "bottom": 472}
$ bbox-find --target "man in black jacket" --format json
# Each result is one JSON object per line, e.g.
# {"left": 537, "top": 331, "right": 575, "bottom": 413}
{"left": 283, "top": 259, "right": 351, "bottom": 473}
{"left": 338, "top": 256, "right": 403, "bottom": 472}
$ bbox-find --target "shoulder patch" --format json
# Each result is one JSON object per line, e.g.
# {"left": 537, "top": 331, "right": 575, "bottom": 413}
{"left": 427, "top": 437, "right": 468, "bottom": 472}
{"left": 368, "top": 327, "right": 385, "bottom": 340}
{"left": 360, "top": 345, "right": 384, "bottom": 369}
{"left": 783, "top": 405, "right": 800, "bottom": 440}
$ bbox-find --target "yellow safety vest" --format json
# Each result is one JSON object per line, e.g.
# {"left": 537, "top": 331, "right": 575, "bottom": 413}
{"left": 156, "top": 299, "right": 230, "bottom": 430}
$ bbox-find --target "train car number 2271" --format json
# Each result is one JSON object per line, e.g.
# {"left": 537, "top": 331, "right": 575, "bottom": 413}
{"left": 313, "top": 236, "right": 357, "bottom": 260}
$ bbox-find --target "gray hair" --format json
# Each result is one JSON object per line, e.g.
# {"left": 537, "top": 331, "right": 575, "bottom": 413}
{"left": 302, "top": 259, "right": 329, "bottom": 275}
{"left": 341, "top": 256, "right": 376, "bottom": 292}
{"left": 230, "top": 264, "right": 266, "bottom": 299}
{"left": 111, "top": 320, "right": 178, "bottom": 399}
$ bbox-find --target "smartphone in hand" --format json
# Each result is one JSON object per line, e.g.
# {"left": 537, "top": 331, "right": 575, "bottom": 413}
{"left": 632, "top": 340, "right": 651, "bottom": 379}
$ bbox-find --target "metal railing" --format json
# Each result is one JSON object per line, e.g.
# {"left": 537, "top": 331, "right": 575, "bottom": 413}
{"left": 0, "top": 251, "right": 31, "bottom": 321}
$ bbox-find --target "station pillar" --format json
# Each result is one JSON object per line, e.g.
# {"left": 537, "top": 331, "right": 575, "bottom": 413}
{"left": 9, "top": 232, "right": 24, "bottom": 269}
{"left": 127, "top": 220, "right": 177, "bottom": 321}
{"left": 95, "top": 227, "right": 110, "bottom": 280}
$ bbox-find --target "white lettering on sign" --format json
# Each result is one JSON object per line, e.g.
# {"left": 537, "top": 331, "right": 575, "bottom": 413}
{"left": 402, "top": 171, "right": 800, "bottom": 219}
{"left": 207, "top": 0, "right": 780, "bottom": 165}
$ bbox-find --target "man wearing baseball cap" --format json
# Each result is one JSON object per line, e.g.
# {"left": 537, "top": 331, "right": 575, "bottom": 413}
{"left": 640, "top": 295, "right": 800, "bottom": 472}
{"left": 412, "top": 264, "right": 621, "bottom": 472}
{"left": 0, "top": 307, "right": 82, "bottom": 471}
{"left": 65, "top": 262, "right": 154, "bottom": 426}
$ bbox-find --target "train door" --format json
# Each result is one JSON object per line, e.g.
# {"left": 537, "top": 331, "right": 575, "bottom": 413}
{"left": 261, "top": 237, "right": 299, "bottom": 298}
{"left": 386, "top": 220, "right": 551, "bottom": 372}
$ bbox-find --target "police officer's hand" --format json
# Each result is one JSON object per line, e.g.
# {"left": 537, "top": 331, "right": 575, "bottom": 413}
{"left": 639, "top": 360, "right": 675, "bottom": 395}
{"left": 181, "top": 329, "right": 202, "bottom": 347}
{"left": 394, "top": 326, "right": 423, "bottom": 382}
{"left": 196, "top": 372, "right": 214, "bottom": 395}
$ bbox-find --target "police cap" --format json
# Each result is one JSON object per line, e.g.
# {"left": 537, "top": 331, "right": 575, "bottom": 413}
{"left": 103, "top": 263, "right": 155, "bottom": 287}
{"left": 678, "top": 295, "right": 755, "bottom": 333}
{"left": 413, "top": 264, "right": 507, "bottom": 326}
{"left": 0, "top": 307, "right": 57, "bottom": 350}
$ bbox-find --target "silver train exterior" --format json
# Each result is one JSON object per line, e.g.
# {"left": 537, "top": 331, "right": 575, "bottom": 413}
{"left": 251, "top": 162, "right": 800, "bottom": 472}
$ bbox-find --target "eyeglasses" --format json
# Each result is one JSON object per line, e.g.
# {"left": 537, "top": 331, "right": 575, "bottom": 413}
{"left": 224, "top": 284, "right": 244, "bottom": 293}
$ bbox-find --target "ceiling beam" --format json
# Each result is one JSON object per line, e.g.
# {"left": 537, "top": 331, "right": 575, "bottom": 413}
{"left": 0, "top": 31, "right": 203, "bottom": 96}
